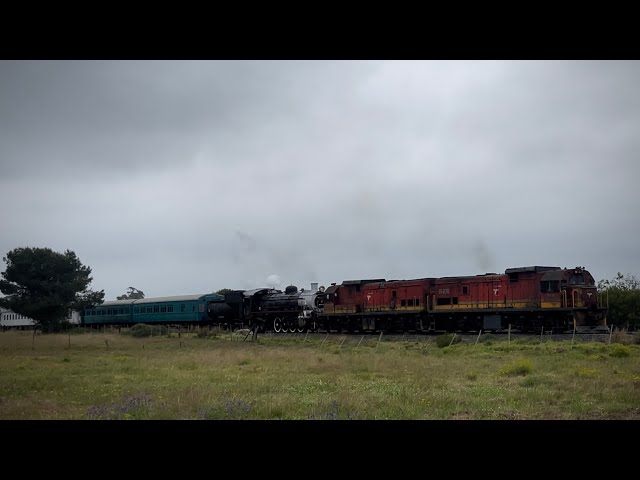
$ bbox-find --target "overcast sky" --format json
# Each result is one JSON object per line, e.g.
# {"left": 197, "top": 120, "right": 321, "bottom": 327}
{"left": 1, "top": 60, "right": 639, "bottom": 300}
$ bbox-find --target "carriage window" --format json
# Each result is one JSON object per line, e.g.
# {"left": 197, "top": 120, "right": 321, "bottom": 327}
{"left": 462, "top": 286, "right": 469, "bottom": 295}
{"left": 401, "top": 300, "right": 406, "bottom": 307}
{"left": 168, "top": 306, "right": 173, "bottom": 313}
{"left": 415, "top": 298, "right": 420, "bottom": 306}
{"left": 161, "top": 306, "right": 166, "bottom": 313}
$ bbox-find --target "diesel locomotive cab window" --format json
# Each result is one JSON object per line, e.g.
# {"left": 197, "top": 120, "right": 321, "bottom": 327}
{"left": 540, "top": 281, "right": 560, "bottom": 293}
{"left": 570, "top": 274, "right": 585, "bottom": 285}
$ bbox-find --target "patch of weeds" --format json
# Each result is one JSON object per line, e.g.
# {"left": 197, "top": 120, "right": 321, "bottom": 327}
{"left": 436, "top": 334, "right": 461, "bottom": 348}
{"left": 478, "top": 333, "right": 498, "bottom": 344}
{"left": 307, "top": 400, "right": 357, "bottom": 420}
{"left": 519, "top": 375, "right": 541, "bottom": 387}
{"left": 237, "top": 359, "right": 251, "bottom": 366}
{"left": 500, "top": 359, "right": 533, "bottom": 377}
{"left": 199, "top": 397, "right": 254, "bottom": 419}
{"left": 609, "top": 344, "right": 631, "bottom": 358}
{"left": 466, "top": 373, "right": 478, "bottom": 381}
{"left": 575, "top": 367, "right": 598, "bottom": 379}
{"left": 86, "top": 393, "right": 154, "bottom": 419}
{"left": 62, "top": 358, "right": 70, "bottom": 363}
{"left": 588, "top": 353, "right": 607, "bottom": 362}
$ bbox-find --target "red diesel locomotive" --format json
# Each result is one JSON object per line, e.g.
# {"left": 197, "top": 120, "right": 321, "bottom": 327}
{"left": 317, "top": 266, "right": 607, "bottom": 333}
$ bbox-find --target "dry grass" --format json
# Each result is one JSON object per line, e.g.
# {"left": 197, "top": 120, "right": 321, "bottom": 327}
{"left": 0, "top": 330, "right": 639, "bottom": 419}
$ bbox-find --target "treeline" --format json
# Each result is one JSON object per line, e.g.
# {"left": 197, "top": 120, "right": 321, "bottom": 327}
{"left": 598, "top": 273, "right": 640, "bottom": 328}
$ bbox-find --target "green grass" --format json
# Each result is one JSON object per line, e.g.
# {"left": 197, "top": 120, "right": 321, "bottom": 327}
{"left": 0, "top": 331, "right": 639, "bottom": 419}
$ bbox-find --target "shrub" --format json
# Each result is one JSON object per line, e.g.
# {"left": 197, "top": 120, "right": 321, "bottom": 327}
{"left": 501, "top": 359, "right": 533, "bottom": 377}
{"left": 128, "top": 323, "right": 168, "bottom": 338}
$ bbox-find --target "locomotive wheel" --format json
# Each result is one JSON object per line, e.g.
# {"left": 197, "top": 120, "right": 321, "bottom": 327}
{"left": 274, "top": 317, "right": 282, "bottom": 333}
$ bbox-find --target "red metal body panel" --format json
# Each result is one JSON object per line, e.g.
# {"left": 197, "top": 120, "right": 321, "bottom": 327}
{"left": 361, "top": 279, "right": 432, "bottom": 312}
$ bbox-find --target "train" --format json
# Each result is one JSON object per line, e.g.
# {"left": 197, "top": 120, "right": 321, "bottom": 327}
{"left": 80, "top": 265, "right": 608, "bottom": 334}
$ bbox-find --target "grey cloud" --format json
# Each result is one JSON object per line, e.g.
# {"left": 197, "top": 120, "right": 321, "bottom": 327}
{"left": 1, "top": 60, "right": 639, "bottom": 300}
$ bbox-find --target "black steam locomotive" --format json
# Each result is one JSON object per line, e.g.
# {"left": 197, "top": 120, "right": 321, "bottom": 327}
{"left": 207, "top": 285, "right": 325, "bottom": 333}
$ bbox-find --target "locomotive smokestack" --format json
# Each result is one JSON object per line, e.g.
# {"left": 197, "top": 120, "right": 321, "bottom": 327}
{"left": 311, "top": 283, "right": 318, "bottom": 291}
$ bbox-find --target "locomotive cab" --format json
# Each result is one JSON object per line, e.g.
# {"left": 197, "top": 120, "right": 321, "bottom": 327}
{"left": 557, "top": 267, "right": 606, "bottom": 329}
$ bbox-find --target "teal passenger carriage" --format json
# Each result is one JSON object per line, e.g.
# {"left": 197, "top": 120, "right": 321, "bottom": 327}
{"left": 83, "top": 293, "right": 224, "bottom": 326}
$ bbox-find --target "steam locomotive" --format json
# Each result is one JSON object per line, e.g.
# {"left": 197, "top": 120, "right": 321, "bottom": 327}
{"left": 207, "top": 285, "right": 325, "bottom": 333}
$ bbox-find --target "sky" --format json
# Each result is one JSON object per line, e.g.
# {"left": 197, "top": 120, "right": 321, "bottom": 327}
{"left": 1, "top": 60, "right": 639, "bottom": 300}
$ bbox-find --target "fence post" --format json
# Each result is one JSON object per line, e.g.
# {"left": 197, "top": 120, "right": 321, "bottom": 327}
{"left": 357, "top": 335, "right": 364, "bottom": 348}
{"left": 571, "top": 323, "right": 576, "bottom": 349}
{"left": 608, "top": 325, "right": 614, "bottom": 345}
{"left": 376, "top": 331, "right": 383, "bottom": 351}
{"left": 540, "top": 326, "right": 544, "bottom": 345}
{"left": 475, "top": 329, "right": 482, "bottom": 346}
{"left": 321, "top": 334, "right": 328, "bottom": 347}
{"left": 339, "top": 336, "right": 347, "bottom": 349}
{"left": 508, "top": 324, "right": 511, "bottom": 344}
{"left": 448, "top": 332, "right": 457, "bottom": 347}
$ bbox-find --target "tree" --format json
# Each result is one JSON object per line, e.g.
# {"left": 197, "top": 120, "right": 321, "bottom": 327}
{"left": 215, "top": 288, "right": 234, "bottom": 296}
{"left": 117, "top": 287, "right": 145, "bottom": 300}
{"left": 598, "top": 273, "right": 640, "bottom": 328}
{"left": 0, "top": 247, "right": 104, "bottom": 332}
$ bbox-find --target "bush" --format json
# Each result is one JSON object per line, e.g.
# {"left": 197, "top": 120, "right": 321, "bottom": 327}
{"left": 128, "top": 324, "right": 168, "bottom": 338}
{"left": 610, "top": 331, "right": 635, "bottom": 345}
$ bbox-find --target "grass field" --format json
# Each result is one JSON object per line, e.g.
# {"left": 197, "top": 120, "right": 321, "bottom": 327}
{"left": 1, "top": 329, "right": 639, "bottom": 419}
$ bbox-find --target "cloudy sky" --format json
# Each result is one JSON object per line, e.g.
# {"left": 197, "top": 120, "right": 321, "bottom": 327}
{"left": 1, "top": 60, "right": 639, "bottom": 300}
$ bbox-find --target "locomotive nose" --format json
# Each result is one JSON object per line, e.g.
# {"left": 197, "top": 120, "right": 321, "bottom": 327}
{"left": 582, "top": 287, "right": 598, "bottom": 307}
